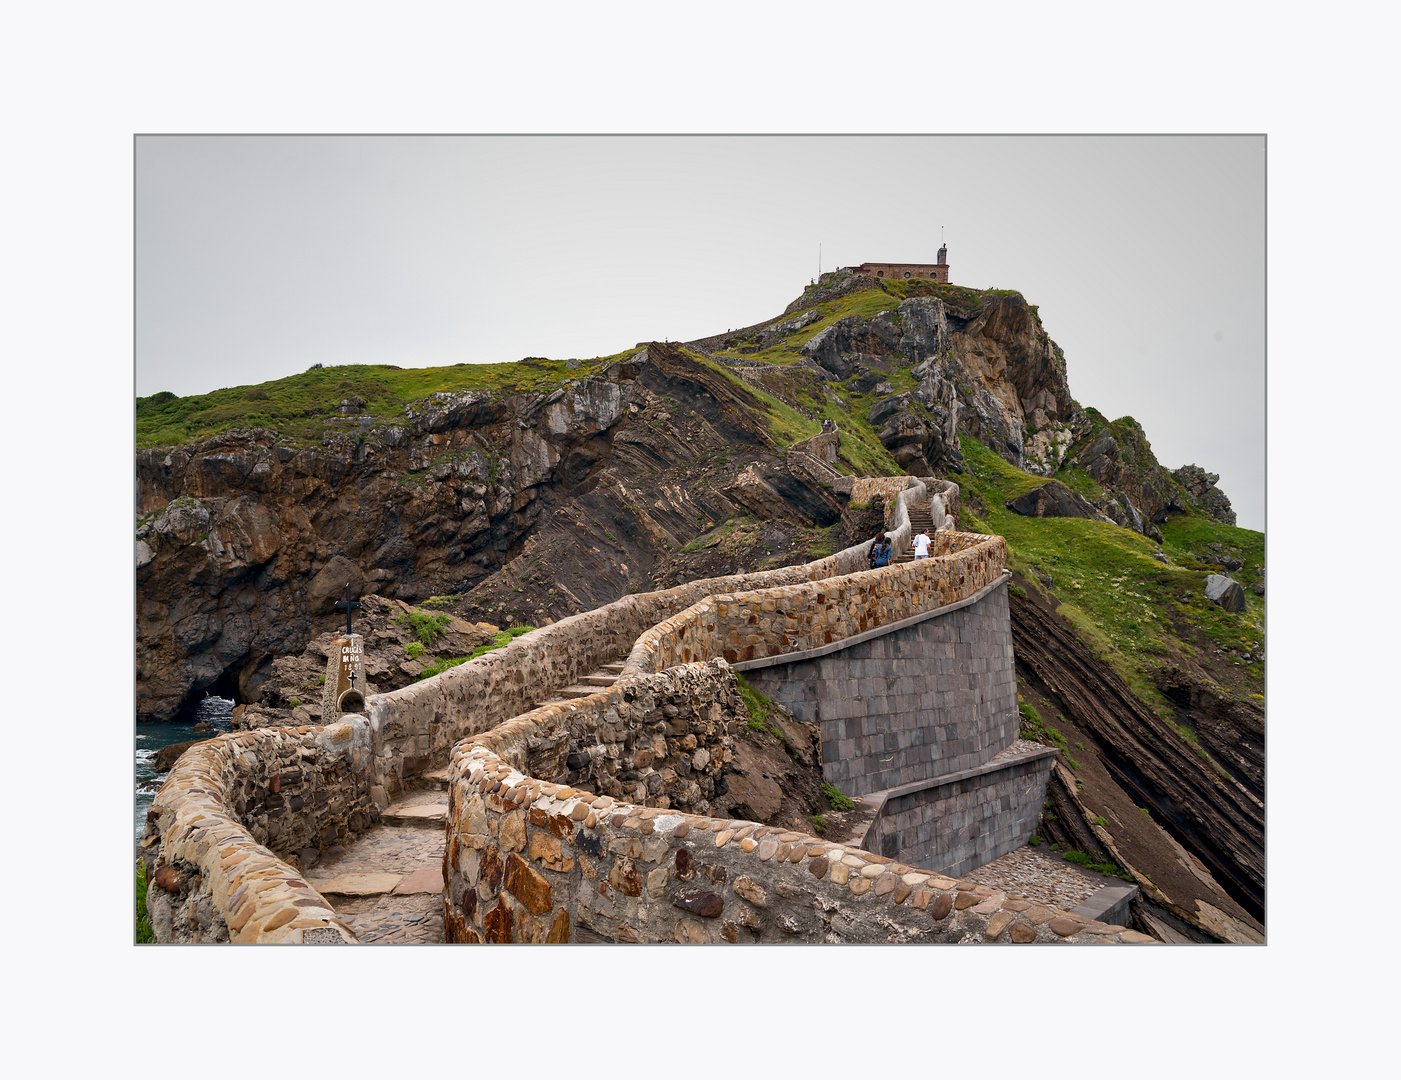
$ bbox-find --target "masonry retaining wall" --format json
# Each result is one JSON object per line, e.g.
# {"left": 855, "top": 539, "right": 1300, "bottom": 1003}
{"left": 858, "top": 742, "right": 1056, "bottom": 878}
{"left": 740, "top": 574, "right": 1017, "bottom": 796}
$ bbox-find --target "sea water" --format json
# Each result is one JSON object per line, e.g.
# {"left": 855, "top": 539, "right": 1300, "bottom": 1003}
{"left": 134, "top": 695, "right": 234, "bottom": 851}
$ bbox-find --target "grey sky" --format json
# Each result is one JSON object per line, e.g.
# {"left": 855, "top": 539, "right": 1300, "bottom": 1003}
{"left": 137, "top": 135, "right": 1264, "bottom": 530}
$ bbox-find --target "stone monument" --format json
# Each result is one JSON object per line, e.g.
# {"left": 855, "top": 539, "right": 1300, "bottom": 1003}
{"left": 320, "top": 584, "right": 367, "bottom": 716}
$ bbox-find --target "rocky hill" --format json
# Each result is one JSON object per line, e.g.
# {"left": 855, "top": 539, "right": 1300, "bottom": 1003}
{"left": 136, "top": 270, "right": 1263, "bottom": 939}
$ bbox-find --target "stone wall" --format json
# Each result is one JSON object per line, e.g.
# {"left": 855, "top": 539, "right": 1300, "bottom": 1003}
{"left": 741, "top": 575, "right": 1017, "bottom": 796}
{"left": 627, "top": 530, "right": 1005, "bottom": 673}
{"left": 512, "top": 660, "right": 741, "bottom": 817}
{"left": 361, "top": 480, "right": 935, "bottom": 797}
{"left": 141, "top": 478, "right": 1121, "bottom": 944}
{"left": 441, "top": 685, "right": 1144, "bottom": 944}
{"left": 140, "top": 720, "right": 373, "bottom": 943}
{"left": 858, "top": 742, "right": 1055, "bottom": 878}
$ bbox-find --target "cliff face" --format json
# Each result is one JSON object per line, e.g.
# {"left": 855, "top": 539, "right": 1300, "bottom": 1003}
{"left": 135, "top": 346, "right": 844, "bottom": 722}
{"left": 137, "top": 376, "right": 627, "bottom": 721}
{"left": 805, "top": 289, "right": 1084, "bottom": 479}
{"left": 135, "top": 277, "right": 1239, "bottom": 724}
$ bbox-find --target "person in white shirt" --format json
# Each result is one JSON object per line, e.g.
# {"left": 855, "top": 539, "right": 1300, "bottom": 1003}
{"left": 912, "top": 528, "right": 931, "bottom": 559}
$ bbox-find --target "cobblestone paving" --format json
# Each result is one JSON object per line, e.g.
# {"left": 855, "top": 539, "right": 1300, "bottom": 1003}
{"left": 333, "top": 891, "right": 443, "bottom": 944}
{"left": 306, "top": 802, "right": 448, "bottom": 944}
{"left": 962, "top": 844, "right": 1107, "bottom": 911}
{"left": 312, "top": 822, "right": 444, "bottom": 877}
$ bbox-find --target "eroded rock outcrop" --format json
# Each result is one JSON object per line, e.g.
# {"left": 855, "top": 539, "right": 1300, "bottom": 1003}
{"left": 1173, "top": 464, "right": 1237, "bottom": 526}
{"left": 136, "top": 376, "right": 629, "bottom": 722}
{"left": 802, "top": 291, "right": 1087, "bottom": 479}
{"left": 136, "top": 347, "right": 847, "bottom": 724}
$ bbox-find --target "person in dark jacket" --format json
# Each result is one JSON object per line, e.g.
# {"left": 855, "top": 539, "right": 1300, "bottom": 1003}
{"left": 869, "top": 533, "right": 892, "bottom": 568}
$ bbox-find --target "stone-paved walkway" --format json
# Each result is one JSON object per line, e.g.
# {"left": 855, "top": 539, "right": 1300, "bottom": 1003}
{"left": 305, "top": 786, "right": 448, "bottom": 944}
{"left": 962, "top": 844, "right": 1115, "bottom": 911}
{"left": 302, "top": 657, "right": 629, "bottom": 944}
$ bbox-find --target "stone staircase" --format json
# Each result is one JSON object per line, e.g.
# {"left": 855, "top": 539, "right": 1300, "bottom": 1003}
{"left": 534, "top": 659, "right": 626, "bottom": 707}
{"left": 299, "top": 657, "right": 632, "bottom": 942}
{"left": 302, "top": 770, "right": 452, "bottom": 943}
{"left": 893, "top": 499, "right": 935, "bottom": 563}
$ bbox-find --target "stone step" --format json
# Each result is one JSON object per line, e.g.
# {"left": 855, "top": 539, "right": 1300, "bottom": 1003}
{"left": 555, "top": 684, "right": 603, "bottom": 699}
{"left": 578, "top": 673, "right": 618, "bottom": 687}
{"left": 309, "top": 871, "right": 403, "bottom": 897}
{"left": 380, "top": 802, "right": 449, "bottom": 829}
{"left": 422, "top": 767, "right": 451, "bottom": 790}
{"left": 599, "top": 662, "right": 626, "bottom": 674}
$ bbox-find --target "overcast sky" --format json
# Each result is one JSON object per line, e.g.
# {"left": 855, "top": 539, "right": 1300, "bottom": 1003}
{"left": 136, "top": 135, "right": 1264, "bottom": 529}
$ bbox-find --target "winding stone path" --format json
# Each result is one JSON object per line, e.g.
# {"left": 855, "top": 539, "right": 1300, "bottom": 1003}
{"left": 304, "top": 780, "right": 449, "bottom": 944}
{"left": 303, "top": 659, "right": 629, "bottom": 943}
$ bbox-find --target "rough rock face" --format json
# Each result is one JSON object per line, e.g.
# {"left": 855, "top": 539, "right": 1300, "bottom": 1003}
{"left": 1004, "top": 481, "right": 1098, "bottom": 520}
{"left": 136, "top": 375, "right": 628, "bottom": 722}
{"left": 136, "top": 347, "right": 843, "bottom": 723}
{"left": 1172, "top": 464, "right": 1237, "bottom": 526}
{"left": 802, "top": 292, "right": 1087, "bottom": 479}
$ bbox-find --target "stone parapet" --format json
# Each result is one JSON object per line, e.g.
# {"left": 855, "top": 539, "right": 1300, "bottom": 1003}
{"left": 441, "top": 697, "right": 1144, "bottom": 944}
{"left": 360, "top": 481, "right": 938, "bottom": 797}
{"left": 140, "top": 720, "right": 373, "bottom": 943}
{"left": 626, "top": 529, "right": 1005, "bottom": 672}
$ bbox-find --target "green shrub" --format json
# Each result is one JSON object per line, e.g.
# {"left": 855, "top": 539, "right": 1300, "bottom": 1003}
{"left": 1008, "top": 584, "right": 1028, "bottom": 600}
{"left": 1028, "top": 834, "right": 1042, "bottom": 846}
{"left": 735, "top": 674, "right": 784, "bottom": 737}
{"left": 823, "top": 782, "right": 855, "bottom": 812}
{"left": 415, "top": 626, "right": 535, "bottom": 681}
{"left": 288, "top": 698, "right": 301, "bottom": 708}
{"left": 395, "top": 610, "right": 453, "bottom": 646}
{"left": 405, "top": 641, "right": 425, "bottom": 660}
{"left": 811, "top": 815, "right": 827, "bottom": 834}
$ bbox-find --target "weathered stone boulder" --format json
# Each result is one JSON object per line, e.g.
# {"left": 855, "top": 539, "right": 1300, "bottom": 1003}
{"left": 153, "top": 738, "right": 212, "bottom": 772}
{"left": 1005, "top": 481, "right": 1097, "bottom": 520}
{"left": 1204, "top": 574, "right": 1247, "bottom": 612}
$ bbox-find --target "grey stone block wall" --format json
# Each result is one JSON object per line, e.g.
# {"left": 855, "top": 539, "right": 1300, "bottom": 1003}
{"left": 861, "top": 754, "right": 1054, "bottom": 879}
{"left": 744, "top": 581, "right": 1017, "bottom": 797}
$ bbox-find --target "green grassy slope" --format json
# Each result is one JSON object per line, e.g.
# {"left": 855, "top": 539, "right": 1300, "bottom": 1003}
{"left": 956, "top": 436, "right": 1264, "bottom": 717}
{"left": 135, "top": 349, "right": 640, "bottom": 449}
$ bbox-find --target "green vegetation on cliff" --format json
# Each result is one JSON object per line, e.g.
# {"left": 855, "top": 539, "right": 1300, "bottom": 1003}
{"left": 135, "top": 349, "right": 640, "bottom": 449}
{"left": 957, "top": 436, "right": 1263, "bottom": 717}
{"left": 414, "top": 625, "right": 536, "bottom": 682}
